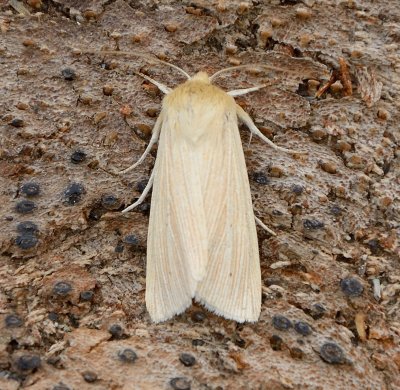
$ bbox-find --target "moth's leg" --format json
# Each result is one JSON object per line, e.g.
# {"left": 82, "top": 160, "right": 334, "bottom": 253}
{"left": 134, "top": 71, "right": 171, "bottom": 94}
{"left": 118, "top": 113, "right": 163, "bottom": 174}
{"left": 228, "top": 85, "right": 266, "bottom": 97}
{"left": 236, "top": 104, "right": 307, "bottom": 154}
{"left": 254, "top": 216, "right": 276, "bottom": 236}
{"left": 122, "top": 168, "right": 155, "bottom": 213}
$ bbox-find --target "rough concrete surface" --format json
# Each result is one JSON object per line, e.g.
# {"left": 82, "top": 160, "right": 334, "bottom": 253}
{"left": 0, "top": 0, "right": 399, "bottom": 389}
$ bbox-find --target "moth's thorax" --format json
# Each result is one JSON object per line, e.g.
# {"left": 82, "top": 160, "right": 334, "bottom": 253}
{"left": 163, "top": 77, "right": 237, "bottom": 143}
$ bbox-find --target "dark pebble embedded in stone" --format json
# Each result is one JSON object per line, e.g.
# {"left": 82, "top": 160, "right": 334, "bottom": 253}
{"left": 330, "top": 205, "right": 342, "bottom": 215}
{"left": 82, "top": 371, "right": 98, "bottom": 383}
{"left": 53, "top": 281, "right": 72, "bottom": 296}
{"left": 118, "top": 348, "right": 137, "bottom": 363}
{"left": 123, "top": 235, "right": 139, "bottom": 246}
{"left": 80, "top": 290, "right": 94, "bottom": 301}
{"left": 252, "top": 172, "right": 269, "bottom": 185}
{"left": 62, "top": 68, "right": 76, "bottom": 81}
{"left": 269, "top": 334, "right": 283, "bottom": 351}
{"left": 272, "top": 315, "right": 292, "bottom": 331}
{"left": 368, "top": 239, "right": 382, "bottom": 254}
{"left": 192, "top": 339, "right": 205, "bottom": 346}
{"left": 10, "top": 118, "right": 25, "bottom": 127}
{"left": 5, "top": 314, "right": 23, "bottom": 328}
{"left": 21, "top": 182, "right": 40, "bottom": 197}
{"left": 70, "top": 150, "right": 87, "bottom": 164}
{"left": 319, "top": 342, "right": 345, "bottom": 364}
{"left": 15, "top": 200, "right": 36, "bottom": 214}
{"left": 309, "top": 303, "right": 326, "bottom": 320}
{"left": 170, "top": 377, "right": 191, "bottom": 390}
{"left": 303, "top": 219, "right": 325, "bottom": 230}
{"left": 16, "top": 355, "right": 41, "bottom": 372}
{"left": 179, "top": 353, "right": 196, "bottom": 367}
{"left": 294, "top": 321, "right": 312, "bottom": 336}
{"left": 109, "top": 324, "right": 124, "bottom": 339}
{"left": 17, "top": 221, "right": 38, "bottom": 234}
{"left": 235, "top": 337, "right": 246, "bottom": 348}
{"left": 291, "top": 184, "right": 304, "bottom": 195}
{"left": 48, "top": 312, "right": 59, "bottom": 322}
{"left": 115, "top": 242, "right": 124, "bottom": 253}
{"left": 64, "top": 183, "right": 85, "bottom": 205}
{"left": 15, "top": 234, "right": 38, "bottom": 250}
{"left": 191, "top": 310, "right": 206, "bottom": 322}
{"left": 340, "top": 277, "right": 364, "bottom": 297}
{"left": 101, "top": 194, "right": 119, "bottom": 210}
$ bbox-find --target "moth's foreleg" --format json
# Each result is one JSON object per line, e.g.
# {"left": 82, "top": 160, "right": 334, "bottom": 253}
{"left": 236, "top": 104, "right": 306, "bottom": 154}
{"left": 118, "top": 114, "right": 163, "bottom": 175}
{"left": 134, "top": 71, "right": 171, "bottom": 94}
{"left": 122, "top": 168, "right": 155, "bottom": 213}
{"left": 228, "top": 85, "right": 266, "bottom": 97}
{"left": 254, "top": 216, "right": 276, "bottom": 236}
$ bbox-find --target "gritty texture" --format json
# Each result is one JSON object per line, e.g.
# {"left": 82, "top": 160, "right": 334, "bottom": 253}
{"left": 0, "top": 0, "right": 399, "bottom": 389}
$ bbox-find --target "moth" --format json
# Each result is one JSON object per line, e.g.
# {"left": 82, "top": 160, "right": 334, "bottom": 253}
{"left": 106, "top": 54, "right": 301, "bottom": 323}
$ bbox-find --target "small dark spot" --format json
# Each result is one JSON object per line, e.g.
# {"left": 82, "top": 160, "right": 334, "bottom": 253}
{"left": 101, "top": 194, "right": 120, "bottom": 210}
{"left": 191, "top": 310, "right": 206, "bottom": 322}
{"left": 269, "top": 334, "right": 283, "bottom": 351}
{"left": 109, "top": 324, "right": 124, "bottom": 339}
{"left": 303, "top": 219, "right": 325, "bottom": 230}
{"left": 15, "top": 200, "right": 36, "bottom": 214}
{"left": 82, "top": 371, "right": 98, "bottom": 383}
{"left": 294, "top": 321, "right": 312, "bottom": 336}
{"left": 52, "top": 383, "right": 71, "bottom": 390}
{"left": 330, "top": 205, "right": 342, "bottom": 215}
{"left": 252, "top": 172, "right": 269, "bottom": 185}
{"left": 118, "top": 348, "right": 137, "bottom": 363}
{"left": 70, "top": 150, "right": 87, "bottom": 164}
{"left": 207, "top": 36, "right": 222, "bottom": 51}
{"left": 21, "top": 182, "right": 40, "bottom": 197}
{"left": 340, "top": 277, "right": 363, "bottom": 297}
{"left": 179, "top": 353, "right": 196, "bottom": 367}
{"left": 62, "top": 68, "right": 76, "bottom": 81}
{"left": 5, "top": 314, "right": 23, "bottom": 328}
{"left": 290, "top": 347, "right": 304, "bottom": 359}
{"left": 265, "top": 277, "right": 282, "bottom": 287}
{"left": 123, "top": 235, "right": 139, "bottom": 246}
{"left": 53, "top": 281, "right": 72, "bottom": 296}
{"left": 272, "top": 209, "right": 283, "bottom": 216}
{"left": 192, "top": 339, "right": 205, "bottom": 346}
{"left": 272, "top": 315, "right": 292, "bottom": 331}
{"left": 15, "top": 355, "right": 41, "bottom": 372}
{"left": 291, "top": 184, "right": 304, "bottom": 195}
{"left": 170, "top": 377, "right": 191, "bottom": 390}
{"left": 68, "top": 313, "right": 79, "bottom": 328}
{"left": 308, "top": 303, "right": 326, "bottom": 320}
{"left": 367, "top": 239, "right": 382, "bottom": 254}
{"left": 234, "top": 336, "right": 246, "bottom": 348}
{"left": 115, "top": 242, "right": 124, "bottom": 253}
{"left": 48, "top": 312, "right": 58, "bottom": 322}
{"left": 319, "top": 342, "right": 345, "bottom": 364}
{"left": 64, "top": 183, "right": 85, "bottom": 205}
{"left": 10, "top": 118, "right": 25, "bottom": 127}
{"left": 88, "top": 207, "right": 103, "bottom": 221}
{"left": 15, "top": 234, "right": 38, "bottom": 250}
{"left": 80, "top": 290, "right": 94, "bottom": 301}
{"left": 17, "top": 221, "right": 38, "bottom": 234}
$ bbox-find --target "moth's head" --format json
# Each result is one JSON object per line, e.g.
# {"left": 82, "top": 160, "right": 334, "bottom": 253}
{"left": 191, "top": 72, "right": 210, "bottom": 84}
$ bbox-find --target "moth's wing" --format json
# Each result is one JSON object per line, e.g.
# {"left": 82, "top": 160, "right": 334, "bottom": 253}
{"left": 195, "top": 107, "right": 261, "bottom": 322}
{"left": 145, "top": 114, "right": 209, "bottom": 323}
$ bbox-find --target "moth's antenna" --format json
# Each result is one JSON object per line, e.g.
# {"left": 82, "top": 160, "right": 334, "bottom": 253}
{"left": 77, "top": 49, "right": 191, "bottom": 80}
